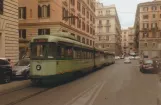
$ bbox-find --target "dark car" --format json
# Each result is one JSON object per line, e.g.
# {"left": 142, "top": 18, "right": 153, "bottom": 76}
{"left": 140, "top": 59, "right": 157, "bottom": 73}
{"left": 12, "top": 58, "right": 30, "bottom": 79}
{"left": 0, "top": 58, "right": 12, "bottom": 83}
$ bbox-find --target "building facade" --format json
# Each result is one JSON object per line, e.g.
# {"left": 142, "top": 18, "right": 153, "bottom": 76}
{"left": 134, "top": 0, "right": 161, "bottom": 58}
{"left": 121, "top": 29, "right": 129, "bottom": 55}
{"left": 19, "top": 0, "right": 96, "bottom": 58}
{"left": 121, "top": 27, "right": 135, "bottom": 56}
{"left": 95, "top": 3, "right": 122, "bottom": 55}
{"left": 0, "top": 0, "right": 19, "bottom": 63}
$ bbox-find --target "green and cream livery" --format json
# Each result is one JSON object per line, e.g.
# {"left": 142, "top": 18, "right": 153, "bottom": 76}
{"left": 30, "top": 32, "right": 115, "bottom": 84}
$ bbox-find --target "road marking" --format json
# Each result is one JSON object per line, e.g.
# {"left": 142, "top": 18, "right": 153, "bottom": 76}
{"left": 65, "top": 81, "right": 106, "bottom": 105}
{"left": 88, "top": 81, "right": 106, "bottom": 105}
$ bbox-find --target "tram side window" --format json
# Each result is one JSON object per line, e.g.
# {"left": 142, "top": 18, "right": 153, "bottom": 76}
{"left": 48, "top": 43, "right": 56, "bottom": 59}
{"left": 73, "top": 47, "right": 81, "bottom": 59}
{"left": 65, "top": 46, "right": 73, "bottom": 59}
{"left": 57, "top": 46, "right": 65, "bottom": 59}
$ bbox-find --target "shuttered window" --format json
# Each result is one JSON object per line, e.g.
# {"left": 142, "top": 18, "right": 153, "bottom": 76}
{"left": 0, "top": 0, "right": 4, "bottom": 15}
{"left": 19, "top": 29, "right": 26, "bottom": 39}
{"left": 19, "top": 7, "right": 26, "bottom": 19}
{"left": 38, "top": 29, "right": 50, "bottom": 35}
{"left": 38, "top": 5, "right": 50, "bottom": 18}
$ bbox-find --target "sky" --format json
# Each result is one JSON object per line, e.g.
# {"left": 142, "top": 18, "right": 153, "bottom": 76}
{"left": 99, "top": 0, "right": 153, "bottom": 29}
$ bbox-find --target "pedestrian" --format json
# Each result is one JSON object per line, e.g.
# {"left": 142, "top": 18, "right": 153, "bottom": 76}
{"left": 8, "top": 59, "right": 13, "bottom": 68}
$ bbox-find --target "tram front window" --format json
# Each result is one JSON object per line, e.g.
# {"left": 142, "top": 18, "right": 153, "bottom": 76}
{"left": 31, "top": 43, "right": 56, "bottom": 59}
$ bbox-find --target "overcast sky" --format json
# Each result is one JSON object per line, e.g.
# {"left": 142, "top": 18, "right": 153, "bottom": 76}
{"left": 99, "top": 0, "right": 153, "bottom": 29}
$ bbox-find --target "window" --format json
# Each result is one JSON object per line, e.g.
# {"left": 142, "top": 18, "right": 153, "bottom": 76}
{"left": 71, "top": 13, "right": 75, "bottom": 25}
{"left": 143, "top": 32, "right": 148, "bottom": 38}
{"left": 143, "top": 7, "right": 148, "bottom": 11}
{"left": 86, "top": 24, "right": 89, "bottom": 33}
{"left": 86, "top": 39, "right": 89, "bottom": 45}
{"left": 151, "top": 23, "right": 157, "bottom": 28}
{"left": 19, "top": 7, "right": 26, "bottom": 19}
{"left": 153, "top": 14, "right": 155, "bottom": 18}
{"left": 38, "top": 29, "right": 50, "bottom": 35}
{"left": 19, "top": 29, "right": 26, "bottom": 39}
{"left": 106, "top": 10, "right": 110, "bottom": 15}
{"left": 0, "top": 0, "right": 4, "bottom": 14}
{"left": 90, "top": 27, "right": 92, "bottom": 34}
{"left": 77, "top": 19, "right": 81, "bottom": 28}
{"left": 90, "top": 40, "right": 92, "bottom": 46}
{"left": 82, "top": 21, "right": 85, "bottom": 31}
{"left": 70, "top": 0, "right": 75, "bottom": 6}
{"left": 90, "top": 14, "right": 92, "bottom": 21}
{"left": 143, "top": 15, "right": 148, "bottom": 19}
{"left": 38, "top": 5, "right": 50, "bottom": 18}
{"left": 99, "top": 20, "right": 102, "bottom": 24}
{"left": 77, "top": 36, "right": 81, "bottom": 42}
{"left": 144, "top": 43, "right": 148, "bottom": 47}
{"left": 87, "top": 11, "right": 89, "bottom": 18}
{"left": 62, "top": 8, "right": 68, "bottom": 21}
{"left": 143, "top": 23, "right": 149, "bottom": 28}
{"left": 152, "top": 43, "right": 156, "bottom": 47}
{"left": 106, "top": 27, "right": 110, "bottom": 32}
{"left": 77, "top": 1, "right": 81, "bottom": 11}
{"left": 82, "top": 6, "right": 85, "bottom": 15}
{"left": 152, "top": 6, "right": 157, "bottom": 11}
{"left": 82, "top": 37, "right": 85, "bottom": 44}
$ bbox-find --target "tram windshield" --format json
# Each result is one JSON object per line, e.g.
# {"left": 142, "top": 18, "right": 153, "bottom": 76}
{"left": 31, "top": 43, "right": 56, "bottom": 60}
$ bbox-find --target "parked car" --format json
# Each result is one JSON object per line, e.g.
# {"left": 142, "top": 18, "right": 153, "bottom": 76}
{"left": 12, "top": 58, "right": 30, "bottom": 79}
{"left": 129, "top": 56, "right": 135, "bottom": 60}
{"left": 124, "top": 58, "right": 131, "bottom": 64}
{"left": 135, "top": 56, "right": 140, "bottom": 60}
{"left": 140, "top": 59, "right": 158, "bottom": 73}
{"left": 0, "top": 58, "right": 12, "bottom": 83}
{"left": 115, "top": 56, "right": 120, "bottom": 60}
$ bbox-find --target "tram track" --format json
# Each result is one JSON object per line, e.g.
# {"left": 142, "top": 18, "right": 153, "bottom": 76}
{"left": 0, "top": 85, "right": 52, "bottom": 105}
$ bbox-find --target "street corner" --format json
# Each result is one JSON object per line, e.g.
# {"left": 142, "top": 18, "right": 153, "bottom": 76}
{"left": 0, "top": 80, "right": 31, "bottom": 95}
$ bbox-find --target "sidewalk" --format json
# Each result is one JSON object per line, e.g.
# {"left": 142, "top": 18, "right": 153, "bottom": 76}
{"left": 0, "top": 80, "right": 31, "bottom": 95}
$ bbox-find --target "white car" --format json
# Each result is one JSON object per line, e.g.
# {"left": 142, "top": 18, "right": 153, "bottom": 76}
{"left": 115, "top": 56, "right": 120, "bottom": 60}
{"left": 124, "top": 58, "right": 131, "bottom": 64}
{"left": 129, "top": 56, "right": 134, "bottom": 60}
{"left": 135, "top": 56, "right": 140, "bottom": 60}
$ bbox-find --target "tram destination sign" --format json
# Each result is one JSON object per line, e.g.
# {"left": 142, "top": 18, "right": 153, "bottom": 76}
{"left": 34, "top": 39, "right": 48, "bottom": 42}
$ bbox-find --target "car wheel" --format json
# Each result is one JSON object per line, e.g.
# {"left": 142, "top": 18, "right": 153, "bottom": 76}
{"left": 4, "top": 75, "right": 11, "bottom": 83}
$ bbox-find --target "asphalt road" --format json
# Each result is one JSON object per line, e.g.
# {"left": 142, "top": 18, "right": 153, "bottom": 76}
{"left": 1, "top": 60, "right": 161, "bottom": 105}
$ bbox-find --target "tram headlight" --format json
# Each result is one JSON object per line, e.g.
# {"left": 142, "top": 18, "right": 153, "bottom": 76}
{"left": 36, "top": 65, "right": 41, "bottom": 71}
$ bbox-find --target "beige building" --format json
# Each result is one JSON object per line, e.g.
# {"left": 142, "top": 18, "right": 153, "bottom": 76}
{"left": 0, "top": 0, "right": 19, "bottom": 63}
{"left": 121, "top": 29, "right": 129, "bottom": 55}
{"left": 19, "top": 0, "right": 96, "bottom": 58}
{"left": 134, "top": 0, "right": 161, "bottom": 58}
{"left": 121, "top": 27, "right": 135, "bottom": 55}
{"left": 95, "top": 2, "right": 122, "bottom": 55}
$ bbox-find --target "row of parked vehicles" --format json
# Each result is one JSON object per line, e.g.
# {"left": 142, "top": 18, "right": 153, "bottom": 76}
{"left": 140, "top": 58, "right": 161, "bottom": 74}
{"left": 0, "top": 58, "right": 30, "bottom": 83}
{"left": 115, "top": 56, "right": 140, "bottom": 60}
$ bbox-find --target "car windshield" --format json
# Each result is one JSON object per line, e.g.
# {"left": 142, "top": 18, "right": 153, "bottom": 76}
{"left": 16, "top": 59, "right": 30, "bottom": 66}
{"left": 144, "top": 60, "right": 153, "bottom": 64}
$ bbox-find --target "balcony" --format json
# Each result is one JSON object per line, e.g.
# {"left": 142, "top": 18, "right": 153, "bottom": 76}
{"left": 104, "top": 23, "right": 111, "bottom": 27}
{"left": 97, "top": 24, "right": 103, "bottom": 27}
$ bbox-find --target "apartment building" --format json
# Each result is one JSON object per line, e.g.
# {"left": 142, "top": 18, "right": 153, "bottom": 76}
{"left": 0, "top": 0, "right": 19, "bottom": 63}
{"left": 95, "top": 3, "right": 122, "bottom": 55}
{"left": 134, "top": 0, "right": 161, "bottom": 58}
{"left": 121, "top": 27, "right": 135, "bottom": 55}
{"left": 19, "top": 0, "right": 96, "bottom": 58}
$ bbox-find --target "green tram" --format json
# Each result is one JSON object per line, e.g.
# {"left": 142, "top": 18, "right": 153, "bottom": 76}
{"left": 30, "top": 32, "right": 115, "bottom": 84}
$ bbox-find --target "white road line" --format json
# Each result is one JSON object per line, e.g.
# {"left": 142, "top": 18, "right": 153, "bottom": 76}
{"left": 64, "top": 82, "right": 101, "bottom": 105}
{"left": 88, "top": 81, "right": 106, "bottom": 105}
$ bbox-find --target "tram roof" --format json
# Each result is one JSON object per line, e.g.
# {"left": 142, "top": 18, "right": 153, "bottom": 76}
{"left": 31, "top": 35, "right": 94, "bottom": 50}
